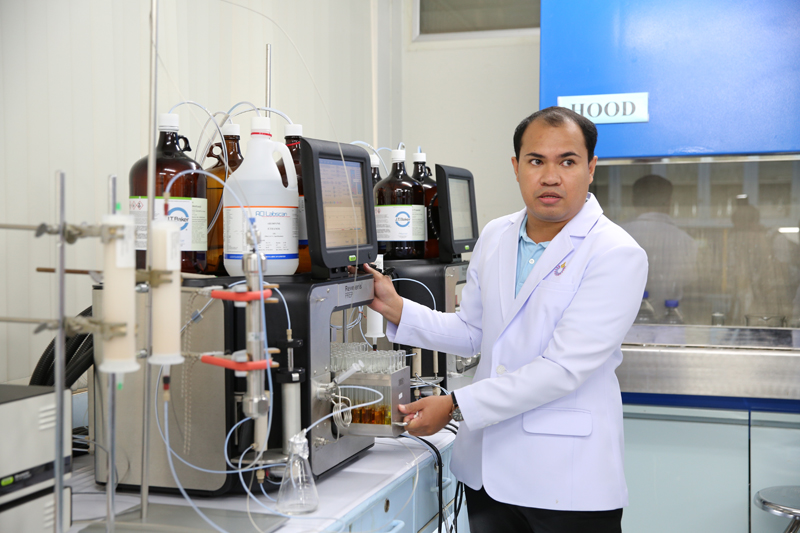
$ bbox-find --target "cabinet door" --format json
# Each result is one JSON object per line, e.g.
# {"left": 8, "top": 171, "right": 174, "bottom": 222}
{"left": 751, "top": 412, "right": 800, "bottom": 532}
{"left": 347, "top": 476, "right": 415, "bottom": 533}
{"left": 622, "top": 405, "right": 749, "bottom": 533}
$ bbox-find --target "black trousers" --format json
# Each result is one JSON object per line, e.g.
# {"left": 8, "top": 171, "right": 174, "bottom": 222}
{"left": 464, "top": 486, "right": 623, "bottom": 533}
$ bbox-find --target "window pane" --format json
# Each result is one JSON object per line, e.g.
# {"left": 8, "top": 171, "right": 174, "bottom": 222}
{"left": 420, "top": 0, "right": 540, "bottom": 34}
{"left": 592, "top": 160, "right": 800, "bottom": 328}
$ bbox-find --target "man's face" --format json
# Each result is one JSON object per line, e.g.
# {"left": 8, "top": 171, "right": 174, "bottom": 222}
{"left": 512, "top": 119, "right": 597, "bottom": 237}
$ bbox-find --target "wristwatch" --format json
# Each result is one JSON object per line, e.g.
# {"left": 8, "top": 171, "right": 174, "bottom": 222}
{"left": 450, "top": 392, "right": 464, "bottom": 422}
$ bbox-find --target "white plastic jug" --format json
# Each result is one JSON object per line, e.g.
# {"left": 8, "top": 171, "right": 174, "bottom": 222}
{"left": 223, "top": 116, "right": 299, "bottom": 276}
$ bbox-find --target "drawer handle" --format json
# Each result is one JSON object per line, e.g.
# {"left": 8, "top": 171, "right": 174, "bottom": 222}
{"left": 430, "top": 477, "right": 453, "bottom": 492}
{"left": 381, "top": 519, "right": 405, "bottom": 533}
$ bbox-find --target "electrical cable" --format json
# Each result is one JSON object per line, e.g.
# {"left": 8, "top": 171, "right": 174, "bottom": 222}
{"left": 402, "top": 434, "right": 444, "bottom": 533}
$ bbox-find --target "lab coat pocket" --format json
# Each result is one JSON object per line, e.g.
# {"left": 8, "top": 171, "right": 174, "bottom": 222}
{"left": 522, "top": 408, "right": 593, "bottom": 437}
{"left": 537, "top": 280, "right": 577, "bottom": 293}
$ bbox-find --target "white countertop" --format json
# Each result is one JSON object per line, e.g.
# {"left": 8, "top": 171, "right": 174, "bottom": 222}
{"left": 69, "top": 430, "right": 456, "bottom": 532}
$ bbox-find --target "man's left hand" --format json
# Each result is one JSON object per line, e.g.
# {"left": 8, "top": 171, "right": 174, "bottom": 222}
{"left": 399, "top": 395, "right": 454, "bottom": 436}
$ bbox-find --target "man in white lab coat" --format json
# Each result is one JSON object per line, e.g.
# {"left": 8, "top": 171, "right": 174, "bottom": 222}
{"left": 366, "top": 107, "right": 647, "bottom": 532}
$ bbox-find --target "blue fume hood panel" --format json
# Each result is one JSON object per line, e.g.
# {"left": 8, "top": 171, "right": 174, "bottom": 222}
{"left": 540, "top": 0, "right": 800, "bottom": 159}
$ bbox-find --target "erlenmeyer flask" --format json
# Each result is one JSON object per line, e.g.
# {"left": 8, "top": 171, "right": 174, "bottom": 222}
{"left": 277, "top": 433, "right": 319, "bottom": 514}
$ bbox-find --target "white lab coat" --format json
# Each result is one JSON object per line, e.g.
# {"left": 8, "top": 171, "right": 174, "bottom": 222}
{"left": 388, "top": 194, "right": 647, "bottom": 511}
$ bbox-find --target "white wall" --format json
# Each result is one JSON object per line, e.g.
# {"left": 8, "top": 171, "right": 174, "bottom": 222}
{"left": 0, "top": 0, "right": 384, "bottom": 383}
{"left": 400, "top": 1, "right": 540, "bottom": 230}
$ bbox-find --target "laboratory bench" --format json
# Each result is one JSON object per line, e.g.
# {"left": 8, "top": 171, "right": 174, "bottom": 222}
{"left": 67, "top": 430, "right": 466, "bottom": 533}
{"left": 617, "top": 324, "right": 800, "bottom": 533}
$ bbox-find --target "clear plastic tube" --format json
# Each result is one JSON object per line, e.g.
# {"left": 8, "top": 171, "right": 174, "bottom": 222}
{"left": 271, "top": 288, "right": 292, "bottom": 330}
{"left": 165, "top": 402, "right": 230, "bottom": 533}
{"left": 392, "top": 278, "right": 437, "bottom": 311}
{"left": 350, "top": 141, "right": 389, "bottom": 175}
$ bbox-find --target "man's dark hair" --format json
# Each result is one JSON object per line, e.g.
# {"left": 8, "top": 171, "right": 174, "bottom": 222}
{"left": 513, "top": 106, "right": 598, "bottom": 162}
{"left": 632, "top": 174, "right": 673, "bottom": 209}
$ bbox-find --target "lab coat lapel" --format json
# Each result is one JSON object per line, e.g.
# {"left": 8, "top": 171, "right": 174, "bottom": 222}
{"left": 499, "top": 195, "right": 603, "bottom": 332}
{"left": 504, "top": 230, "right": 574, "bottom": 323}
{"left": 497, "top": 210, "right": 526, "bottom": 323}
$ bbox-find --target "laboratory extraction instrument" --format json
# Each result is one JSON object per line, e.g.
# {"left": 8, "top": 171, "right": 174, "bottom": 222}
{"left": 91, "top": 136, "right": 412, "bottom": 496}
{"left": 386, "top": 164, "right": 481, "bottom": 392}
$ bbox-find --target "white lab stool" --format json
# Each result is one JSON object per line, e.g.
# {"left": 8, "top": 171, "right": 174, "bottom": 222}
{"left": 755, "top": 486, "right": 800, "bottom": 533}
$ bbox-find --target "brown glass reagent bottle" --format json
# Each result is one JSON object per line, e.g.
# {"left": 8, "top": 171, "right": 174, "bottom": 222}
{"left": 204, "top": 122, "right": 244, "bottom": 275}
{"left": 277, "top": 124, "right": 310, "bottom": 274}
{"left": 374, "top": 148, "right": 424, "bottom": 260}
{"left": 410, "top": 151, "right": 440, "bottom": 260}
{"left": 129, "top": 113, "right": 207, "bottom": 273}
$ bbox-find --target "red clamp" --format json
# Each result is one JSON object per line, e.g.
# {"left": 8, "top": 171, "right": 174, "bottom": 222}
{"left": 200, "top": 355, "right": 278, "bottom": 371}
{"left": 209, "top": 289, "right": 273, "bottom": 302}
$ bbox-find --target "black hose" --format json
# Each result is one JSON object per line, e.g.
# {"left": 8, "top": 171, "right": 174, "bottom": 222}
{"left": 407, "top": 436, "right": 444, "bottom": 533}
{"left": 64, "top": 336, "right": 95, "bottom": 389}
{"left": 30, "top": 306, "right": 92, "bottom": 386}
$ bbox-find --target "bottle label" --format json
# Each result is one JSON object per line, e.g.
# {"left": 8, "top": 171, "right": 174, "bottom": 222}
{"left": 116, "top": 223, "right": 136, "bottom": 268}
{"left": 375, "top": 205, "right": 425, "bottom": 242}
{"left": 223, "top": 206, "right": 299, "bottom": 260}
{"left": 129, "top": 197, "right": 208, "bottom": 252}
{"left": 298, "top": 195, "right": 308, "bottom": 245}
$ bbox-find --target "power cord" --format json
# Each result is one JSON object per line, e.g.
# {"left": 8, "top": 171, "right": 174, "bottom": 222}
{"left": 402, "top": 435, "right": 444, "bottom": 533}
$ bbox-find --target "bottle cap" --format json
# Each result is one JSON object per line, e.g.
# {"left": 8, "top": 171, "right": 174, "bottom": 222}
{"left": 158, "top": 113, "right": 180, "bottom": 132}
{"left": 370, "top": 153, "right": 380, "bottom": 168}
{"left": 665, "top": 299, "right": 679, "bottom": 308}
{"left": 412, "top": 152, "right": 427, "bottom": 163}
{"left": 391, "top": 149, "right": 405, "bottom": 163}
{"left": 251, "top": 116, "right": 271, "bottom": 133}
{"left": 284, "top": 124, "right": 303, "bottom": 137}
{"left": 643, "top": 290, "right": 649, "bottom": 299}
{"left": 221, "top": 123, "right": 240, "bottom": 137}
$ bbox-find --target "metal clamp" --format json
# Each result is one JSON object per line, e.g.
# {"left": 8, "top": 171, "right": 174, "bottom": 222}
{"left": 135, "top": 269, "right": 175, "bottom": 288}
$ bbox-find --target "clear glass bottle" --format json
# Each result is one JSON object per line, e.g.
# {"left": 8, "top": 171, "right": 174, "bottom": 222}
{"left": 634, "top": 290, "right": 657, "bottom": 324}
{"left": 129, "top": 113, "right": 207, "bottom": 273}
{"left": 204, "top": 123, "right": 244, "bottom": 276}
{"left": 663, "top": 299, "right": 684, "bottom": 324}
{"left": 277, "top": 124, "right": 311, "bottom": 274}
{"left": 410, "top": 151, "right": 440, "bottom": 259}
{"left": 276, "top": 433, "right": 319, "bottom": 514}
{"left": 374, "top": 148, "right": 424, "bottom": 260}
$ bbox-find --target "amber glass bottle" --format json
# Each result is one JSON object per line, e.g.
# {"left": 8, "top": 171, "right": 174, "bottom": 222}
{"left": 370, "top": 153, "right": 382, "bottom": 188}
{"left": 129, "top": 113, "right": 207, "bottom": 273}
{"left": 204, "top": 123, "right": 244, "bottom": 275}
{"left": 374, "top": 148, "right": 424, "bottom": 259}
{"left": 277, "top": 124, "right": 310, "bottom": 273}
{"left": 411, "top": 152, "right": 440, "bottom": 259}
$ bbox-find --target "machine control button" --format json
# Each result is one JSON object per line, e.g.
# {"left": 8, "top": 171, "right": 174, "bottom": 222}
{"left": 496, "top": 365, "right": 506, "bottom": 375}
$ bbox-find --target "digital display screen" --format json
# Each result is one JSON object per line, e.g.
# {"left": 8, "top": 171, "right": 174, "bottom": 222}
{"left": 319, "top": 158, "right": 368, "bottom": 248}
{"left": 449, "top": 177, "right": 474, "bottom": 241}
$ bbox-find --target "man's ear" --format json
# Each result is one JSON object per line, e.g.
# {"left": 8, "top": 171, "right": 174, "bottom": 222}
{"left": 512, "top": 156, "right": 520, "bottom": 182}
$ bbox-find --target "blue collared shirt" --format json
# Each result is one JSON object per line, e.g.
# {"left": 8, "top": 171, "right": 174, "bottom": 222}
{"left": 516, "top": 215, "right": 550, "bottom": 297}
